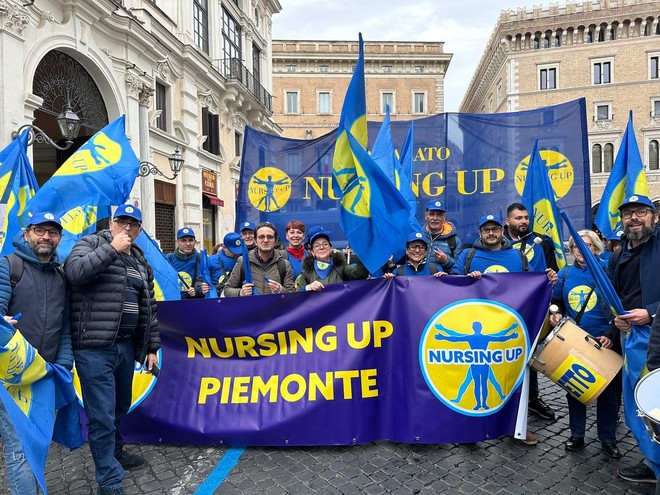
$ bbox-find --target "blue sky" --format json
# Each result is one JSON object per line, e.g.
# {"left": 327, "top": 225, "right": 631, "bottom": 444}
{"left": 272, "top": 0, "right": 515, "bottom": 111}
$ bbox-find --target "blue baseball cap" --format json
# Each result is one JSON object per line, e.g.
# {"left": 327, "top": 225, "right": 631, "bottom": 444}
{"left": 28, "top": 211, "right": 62, "bottom": 229}
{"left": 478, "top": 214, "right": 503, "bottom": 229}
{"left": 606, "top": 229, "right": 624, "bottom": 241}
{"left": 240, "top": 221, "right": 255, "bottom": 232}
{"left": 308, "top": 226, "right": 332, "bottom": 246}
{"left": 223, "top": 232, "right": 243, "bottom": 255}
{"left": 618, "top": 195, "right": 656, "bottom": 211}
{"left": 426, "top": 199, "right": 446, "bottom": 212}
{"left": 114, "top": 204, "right": 142, "bottom": 222}
{"left": 406, "top": 231, "right": 428, "bottom": 246}
{"left": 177, "top": 227, "right": 195, "bottom": 239}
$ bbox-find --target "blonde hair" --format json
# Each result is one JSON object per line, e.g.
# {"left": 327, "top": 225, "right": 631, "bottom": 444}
{"left": 568, "top": 229, "right": 604, "bottom": 255}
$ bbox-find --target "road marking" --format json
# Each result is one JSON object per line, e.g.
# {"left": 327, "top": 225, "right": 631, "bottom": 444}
{"left": 194, "top": 446, "right": 246, "bottom": 495}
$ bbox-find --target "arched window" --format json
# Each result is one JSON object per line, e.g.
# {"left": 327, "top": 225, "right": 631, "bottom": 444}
{"left": 650, "top": 139, "right": 659, "bottom": 170}
{"left": 533, "top": 37, "right": 540, "bottom": 49}
{"left": 604, "top": 143, "right": 614, "bottom": 172}
{"left": 587, "top": 29, "right": 594, "bottom": 43}
{"left": 644, "top": 21, "right": 652, "bottom": 36}
{"left": 555, "top": 33, "right": 562, "bottom": 46}
{"left": 610, "top": 24, "right": 618, "bottom": 40}
{"left": 656, "top": 21, "right": 660, "bottom": 35}
{"left": 598, "top": 27, "right": 605, "bottom": 42}
{"left": 592, "top": 144, "right": 602, "bottom": 173}
{"left": 544, "top": 35, "right": 550, "bottom": 48}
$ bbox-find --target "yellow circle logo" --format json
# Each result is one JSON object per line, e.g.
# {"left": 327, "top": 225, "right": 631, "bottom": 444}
{"left": 420, "top": 300, "right": 529, "bottom": 415}
{"left": 568, "top": 285, "right": 598, "bottom": 312}
{"left": 73, "top": 349, "right": 162, "bottom": 412}
{"left": 333, "top": 157, "right": 371, "bottom": 218}
{"left": 514, "top": 150, "right": 574, "bottom": 198}
{"left": 484, "top": 265, "right": 509, "bottom": 273}
{"left": 177, "top": 271, "right": 192, "bottom": 292}
{"left": 248, "top": 167, "right": 292, "bottom": 212}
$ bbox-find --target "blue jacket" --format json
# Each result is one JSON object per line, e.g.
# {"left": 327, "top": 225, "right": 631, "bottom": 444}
{"left": 165, "top": 249, "right": 213, "bottom": 299}
{"left": 0, "top": 231, "right": 72, "bottom": 369}
{"left": 424, "top": 221, "right": 463, "bottom": 272}
{"left": 209, "top": 250, "right": 237, "bottom": 291}
{"left": 452, "top": 238, "right": 526, "bottom": 275}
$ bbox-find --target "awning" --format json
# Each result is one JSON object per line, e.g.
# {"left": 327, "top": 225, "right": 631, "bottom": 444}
{"left": 203, "top": 193, "right": 224, "bottom": 207}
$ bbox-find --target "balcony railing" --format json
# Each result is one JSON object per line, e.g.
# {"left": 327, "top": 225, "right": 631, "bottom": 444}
{"left": 219, "top": 58, "right": 272, "bottom": 112}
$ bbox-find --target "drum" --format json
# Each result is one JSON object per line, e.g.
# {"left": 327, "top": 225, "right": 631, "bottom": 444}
{"left": 529, "top": 317, "right": 623, "bottom": 405}
{"left": 634, "top": 368, "right": 660, "bottom": 445}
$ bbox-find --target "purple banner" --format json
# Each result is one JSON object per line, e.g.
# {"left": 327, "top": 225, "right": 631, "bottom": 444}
{"left": 122, "top": 273, "right": 551, "bottom": 446}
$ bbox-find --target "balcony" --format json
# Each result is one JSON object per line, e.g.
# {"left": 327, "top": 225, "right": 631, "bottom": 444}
{"left": 220, "top": 58, "right": 272, "bottom": 112}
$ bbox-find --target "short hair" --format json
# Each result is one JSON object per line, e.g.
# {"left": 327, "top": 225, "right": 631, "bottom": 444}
{"left": 286, "top": 220, "right": 306, "bottom": 233}
{"left": 255, "top": 222, "right": 278, "bottom": 239}
{"left": 568, "top": 229, "right": 604, "bottom": 255}
{"left": 506, "top": 202, "right": 528, "bottom": 216}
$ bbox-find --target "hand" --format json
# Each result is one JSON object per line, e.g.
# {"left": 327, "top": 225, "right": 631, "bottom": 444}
{"left": 467, "top": 271, "right": 482, "bottom": 279}
{"left": 111, "top": 232, "right": 133, "bottom": 253}
{"left": 267, "top": 279, "right": 283, "bottom": 294}
{"left": 201, "top": 283, "right": 210, "bottom": 295}
{"left": 382, "top": 273, "right": 395, "bottom": 279}
{"left": 305, "top": 280, "right": 325, "bottom": 291}
{"left": 145, "top": 353, "right": 159, "bottom": 371}
{"left": 549, "top": 313, "right": 563, "bottom": 326}
{"left": 240, "top": 283, "right": 254, "bottom": 296}
{"left": 3, "top": 315, "right": 18, "bottom": 326}
{"left": 186, "top": 286, "right": 197, "bottom": 298}
{"left": 596, "top": 336, "right": 613, "bottom": 349}
{"left": 434, "top": 248, "right": 448, "bottom": 264}
{"left": 545, "top": 268, "right": 558, "bottom": 285}
{"left": 615, "top": 309, "right": 651, "bottom": 331}
{"left": 433, "top": 271, "right": 448, "bottom": 278}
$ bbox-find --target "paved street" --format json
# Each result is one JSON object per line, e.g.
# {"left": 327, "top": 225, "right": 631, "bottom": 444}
{"left": 1, "top": 375, "right": 656, "bottom": 494}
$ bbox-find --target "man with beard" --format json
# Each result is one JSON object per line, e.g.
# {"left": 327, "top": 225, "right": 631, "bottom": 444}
{"left": 423, "top": 200, "right": 463, "bottom": 273}
{"left": 504, "top": 202, "right": 558, "bottom": 422}
{"left": 0, "top": 212, "right": 72, "bottom": 495}
{"left": 608, "top": 195, "right": 660, "bottom": 485}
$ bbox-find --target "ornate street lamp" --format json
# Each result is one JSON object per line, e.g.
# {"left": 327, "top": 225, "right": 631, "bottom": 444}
{"left": 12, "top": 95, "right": 81, "bottom": 151}
{"left": 139, "top": 146, "right": 185, "bottom": 180}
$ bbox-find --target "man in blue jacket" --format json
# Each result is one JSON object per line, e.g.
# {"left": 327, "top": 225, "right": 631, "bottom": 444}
{"left": 209, "top": 232, "right": 243, "bottom": 294}
{"left": 166, "top": 227, "right": 212, "bottom": 299}
{"left": 423, "top": 199, "right": 463, "bottom": 273}
{"left": 0, "top": 211, "right": 72, "bottom": 495}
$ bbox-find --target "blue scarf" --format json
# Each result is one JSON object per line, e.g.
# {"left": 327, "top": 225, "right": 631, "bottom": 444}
{"left": 314, "top": 259, "right": 334, "bottom": 280}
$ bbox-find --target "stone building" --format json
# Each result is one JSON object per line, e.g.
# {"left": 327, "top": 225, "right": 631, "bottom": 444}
{"left": 460, "top": 0, "right": 660, "bottom": 212}
{"left": 271, "top": 40, "right": 452, "bottom": 139}
{"left": 0, "top": 0, "right": 281, "bottom": 253}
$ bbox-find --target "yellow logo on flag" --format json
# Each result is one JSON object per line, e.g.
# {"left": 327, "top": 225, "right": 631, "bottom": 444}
{"left": 248, "top": 167, "right": 292, "bottom": 212}
{"left": 60, "top": 205, "right": 99, "bottom": 235}
{"left": 568, "top": 285, "right": 598, "bottom": 312}
{"left": 56, "top": 132, "right": 123, "bottom": 176}
{"left": 515, "top": 149, "right": 574, "bottom": 198}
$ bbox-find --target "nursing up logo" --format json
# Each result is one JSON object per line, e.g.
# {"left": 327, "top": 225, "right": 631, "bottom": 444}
{"left": 248, "top": 167, "right": 292, "bottom": 212}
{"left": 568, "top": 285, "right": 597, "bottom": 312}
{"left": 73, "top": 349, "right": 162, "bottom": 412}
{"left": 420, "top": 300, "right": 529, "bottom": 416}
{"left": 514, "top": 149, "right": 574, "bottom": 198}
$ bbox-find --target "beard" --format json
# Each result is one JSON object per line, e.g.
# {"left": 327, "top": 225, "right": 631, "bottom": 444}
{"left": 509, "top": 223, "right": 529, "bottom": 237}
{"left": 624, "top": 221, "right": 655, "bottom": 242}
{"left": 29, "top": 239, "right": 55, "bottom": 258}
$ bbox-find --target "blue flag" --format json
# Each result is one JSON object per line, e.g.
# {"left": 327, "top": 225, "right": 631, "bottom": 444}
{"left": 594, "top": 111, "right": 649, "bottom": 240}
{"left": 25, "top": 116, "right": 139, "bottom": 257}
{"left": 198, "top": 249, "right": 218, "bottom": 298}
{"left": 398, "top": 120, "right": 414, "bottom": 185}
{"left": 134, "top": 231, "right": 181, "bottom": 301}
{"left": 239, "top": 237, "right": 258, "bottom": 295}
{"left": 332, "top": 34, "right": 410, "bottom": 273}
{"left": 0, "top": 130, "right": 39, "bottom": 256}
{"left": 521, "top": 140, "right": 566, "bottom": 269}
{"left": 0, "top": 318, "right": 83, "bottom": 494}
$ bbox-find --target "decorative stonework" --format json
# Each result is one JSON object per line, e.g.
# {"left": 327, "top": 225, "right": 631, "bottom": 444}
{"left": 592, "top": 120, "right": 615, "bottom": 132}
{"left": 198, "top": 89, "right": 221, "bottom": 109}
{"left": 138, "top": 85, "right": 154, "bottom": 106}
{"left": 125, "top": 72, "right": 152, "bottom": 104}
{"left": 156, "top": 59, "right": 182, "bottom": 83}
{"left": 0, "top": 0, "right": 30, "bottom": 34}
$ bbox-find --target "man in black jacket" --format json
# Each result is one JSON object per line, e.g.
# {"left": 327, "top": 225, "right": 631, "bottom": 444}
{"left": 64, "top": 204, "right": 160, "bottom": 495}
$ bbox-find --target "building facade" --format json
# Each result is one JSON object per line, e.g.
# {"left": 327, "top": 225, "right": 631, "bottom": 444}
{"left": 460, "top": 0, "right": 660, "bottom": 213}
{"left": 0, "top": 0, "right": 281, "bottom": 254}
{"left": 272, "top": 40, "right": 452, "bottom": 139}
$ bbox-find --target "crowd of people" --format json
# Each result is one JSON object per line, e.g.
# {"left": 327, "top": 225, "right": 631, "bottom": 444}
{"left": 1, "top": 195, "right": 659, "bottom": 494}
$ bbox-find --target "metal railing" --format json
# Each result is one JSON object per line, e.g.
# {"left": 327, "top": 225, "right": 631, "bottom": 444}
{"left": 219, "top": 58, "right": 272, "bottom": 112}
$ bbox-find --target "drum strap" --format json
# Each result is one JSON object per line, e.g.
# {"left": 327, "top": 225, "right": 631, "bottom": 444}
{"left": 574, "top": 286, "right": 595, "bottom": 325}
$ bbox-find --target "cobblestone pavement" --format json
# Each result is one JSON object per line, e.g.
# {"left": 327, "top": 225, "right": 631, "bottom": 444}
{"left": 1, "top": 376, "right": 657, "bottom": 494}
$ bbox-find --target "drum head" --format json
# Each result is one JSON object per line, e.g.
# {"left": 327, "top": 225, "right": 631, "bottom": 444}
{"left": 635, "top": 369, "right": 660, "bottom": 420}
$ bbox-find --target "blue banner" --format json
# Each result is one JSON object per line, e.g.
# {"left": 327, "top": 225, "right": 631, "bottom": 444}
{"left": 121, "top": 273, "right": 551, "bottom": 446}
{"left": 237, "top": 99, "right": 591, "bottom": 247}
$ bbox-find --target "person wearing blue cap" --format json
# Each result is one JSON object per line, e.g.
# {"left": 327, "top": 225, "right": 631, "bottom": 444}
{"left": 295, "top": 226, "right": 368, "bottom": 291}
{"left": 239, "top": 221, "right": 256, "bottom": 251}
{"left": 64, "top": 204, "right": 159, "bottom": 495}
{"left": 423, "top": 199, "right": 464, "bottom": 272}
{"left": 165, "top": 227, "right": 213, "bottom": 299}
{"left": 601, "top": 229, "right": 623, "bottom": 261}
{"left": 0, "top": 212, "right": 71, "bottom": 495}
{"left": 606, "top": 194, "right": 660, "bottom": 484}
{"left": 383, "top": 232, "right": 446, "bottom": 278}
{"left": 209, "top": 232, "right": 243, "bottom": 294}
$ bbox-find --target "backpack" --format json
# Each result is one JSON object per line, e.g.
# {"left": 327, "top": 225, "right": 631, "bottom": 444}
{"left": 5, "top": 253, "right": 65, "bottom": 288}
{"left": 463, "top": 247, "right": 528, "bottom": 273}
{"left": 241, "top": 258, "right": 287, "bottom": 284}
{"left": 447, "top": 236, "right": 457, "bottom": 258}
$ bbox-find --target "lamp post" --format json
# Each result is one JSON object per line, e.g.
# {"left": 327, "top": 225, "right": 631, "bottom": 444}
{"left": 12, "top": 96, "right": 81, "bottom": 150}
{"left": 139, "top": 146, "right": 185, "bottom": 180}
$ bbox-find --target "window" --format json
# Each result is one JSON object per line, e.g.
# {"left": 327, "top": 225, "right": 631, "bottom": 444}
{"left": 415, "top": 66, "right": 424, "bottom": 73}
{"left": 496, "top": 81, "right": 502, "bottom": 105}
{"left": 287, "top": 65, "right": 297, "bottom": 72}
{"left": 413, "top": 92, "right": 426, "bottom": 114}
{"left": 650, "top": 140, "right": 659, "bottom": 171}
{"left": 381, "top": 92, "right": 394, "bottom": 114}
{"left": 319, "top": 65, "right": 329, "bottom": 73}
{"left": 252, "top": 44, "right": 261, "bottom": 85}
{"left": 539, "top": 66, "right": 557, "bottom": 90}
{"left": 593, "top": 60, "right": 612, "bottom": 85}
{"left": 285, "top": 91, "right": 299, "bottom": 114}
{"left": 604, "top": 143, "right": 614, "bottom": 172}
{"left": 222, "top": 7, "right": 241, "bottom": 69}
{"left": 235, "top": 131, "right": 243, "bottom": 157}
{"left": 382, "top": 65, "right": 392, "bottom": 73}
{"left": 543, "top": 35, "right": 550, "bottom": 48}
{"left": 155, "top": 82, "right": 167, "bottom": 132}
{"left": 591, "top": 144, "right": 602, "bottom": 173}
{"left": 254, "top": 8, "right": 259, "bottom": 27}
{"left": 594, "top": 103, "right": 612, "bottom": 121}
{"left": 318, "top": 91, "right": 331, "bottom": 114}
{"left": 202, "top": 107, "right": 220, "bottom": 155}
{"left": 653, "top": 98, "right": 660, "bottom": 116}
{"left": 651, "top": 56, "right": 659, "bottom": 80}
{"left": 488, "top": 96, "right": 493, "bottom": 113}
{"left": 193, "top": 0, "right": 209, "bottom": 54}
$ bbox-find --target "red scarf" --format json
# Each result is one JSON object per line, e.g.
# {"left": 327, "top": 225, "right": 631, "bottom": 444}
{"left": 286, "top": 246, "right": 305, "bottom": 260}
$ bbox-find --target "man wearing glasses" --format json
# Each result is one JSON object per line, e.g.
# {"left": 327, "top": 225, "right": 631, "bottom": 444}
{"left": 0, "top": 212, "right": 71, "bottom": 495}
{"left": 224, "top": 222, "right": 295, "bottom": 297}
{"left": 64, "top": 204, "right": 160, "bottom": 495}
{"left": 608, "top": 195, "right": 660, "bottom": 485}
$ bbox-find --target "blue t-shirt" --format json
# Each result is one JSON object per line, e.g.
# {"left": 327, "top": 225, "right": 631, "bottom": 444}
{"left": 452, "top": 246, "right": 525, "bottom": 275}
{"left": 508, "top": 235, "right": 547, "bottom": 272}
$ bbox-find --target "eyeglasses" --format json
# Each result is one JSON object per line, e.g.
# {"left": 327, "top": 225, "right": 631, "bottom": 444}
{"left": 30, "top": 227, "right": 62, "bottom": 237}
{"left": 114, "top": 218, "right": 141, "bottom": 229}
{"left": 573, "top": 243, "right": 594, "bottom": 250}
{"left": 480, "top": 227, "right": 503, "bottom": 234}
{"left": 407, "top": 245, "right": 427, "bottom": 252}
{"left": 621, "top": 208, "right": 652, "bottom": 219}
{"left": 312, "top": 242, "right": 330, "bottom": 249}
{"left": 257, "top": 234, "right": 275, "bottom": 240}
